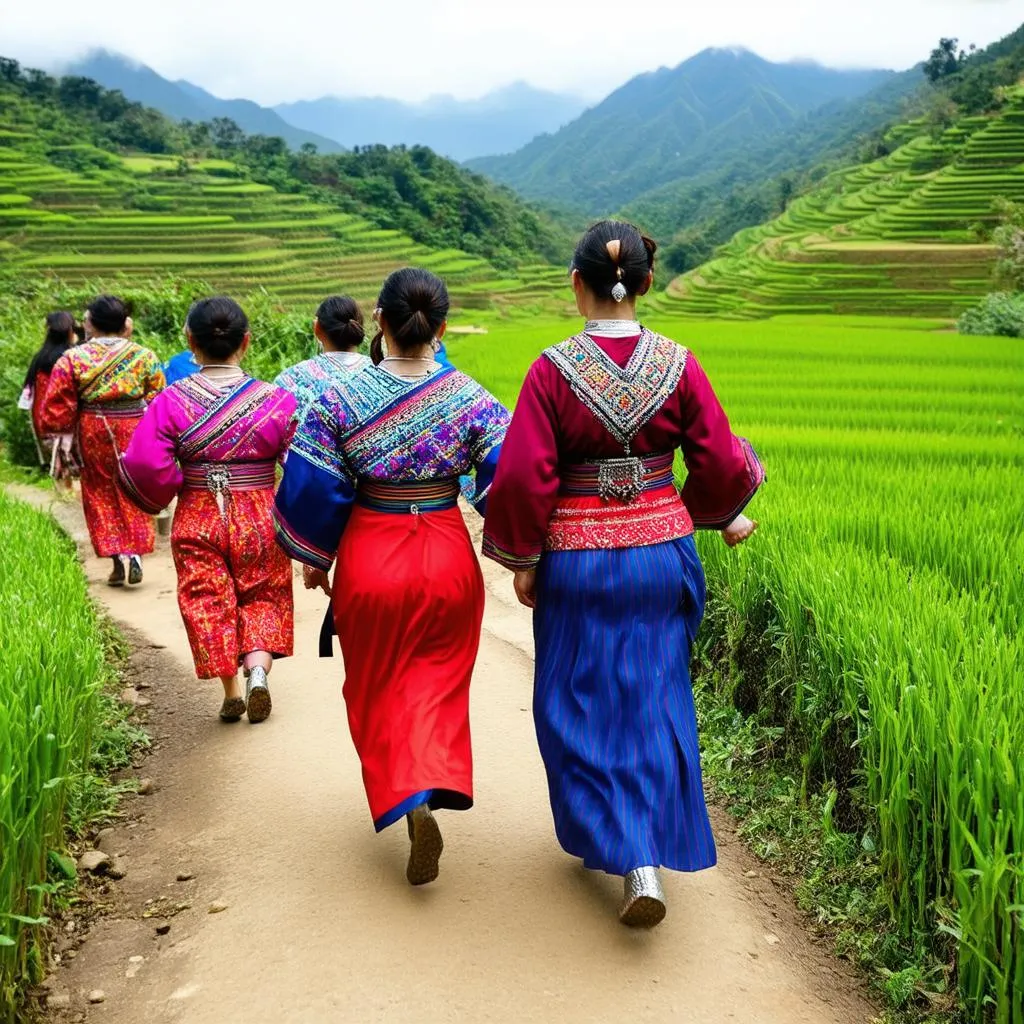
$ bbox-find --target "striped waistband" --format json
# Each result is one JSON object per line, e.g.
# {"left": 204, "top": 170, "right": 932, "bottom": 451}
{"left": 181, "top": 460, "right": 277, "bottom": 492}
{"left": 356, "top": 478, "right": 460, "bottom": 515}
{"left": 560, "top": 452, "right": 675, "bottom": 501}
{"left": 81, "top": 399, "right": 146, "bottom": 417}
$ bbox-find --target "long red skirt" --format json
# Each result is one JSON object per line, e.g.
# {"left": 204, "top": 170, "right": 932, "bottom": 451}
{"left": 79, "top": 412, "right": 154, "bottom": 558}
{"left": 333, "top": 505, "right": 484, "bottom": 831}
{"left": 172, "top": 488, "right": 294, "bottom": 679}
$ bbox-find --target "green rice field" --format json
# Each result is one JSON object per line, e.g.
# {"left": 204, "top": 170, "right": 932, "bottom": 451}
{"left": 0, "top": 493, "right": 107, "bottom": 1020}
{"left": 450, "top": 312, "right": 1024, "bottom": 1023}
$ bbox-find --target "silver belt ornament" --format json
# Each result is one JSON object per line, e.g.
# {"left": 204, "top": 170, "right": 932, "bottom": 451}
{"left": 597, "top": 457, "right": 645, "bottom": 503}
{"left": 206, "top": 465, "right": 232, "bottom": 516}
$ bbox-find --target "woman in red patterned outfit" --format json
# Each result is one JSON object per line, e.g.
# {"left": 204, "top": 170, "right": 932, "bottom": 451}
{"left": 41, "top": 295, "right": 164, "bottom": 586}
{"left": 120, "top": 297, "right": 296, "bottom": 724}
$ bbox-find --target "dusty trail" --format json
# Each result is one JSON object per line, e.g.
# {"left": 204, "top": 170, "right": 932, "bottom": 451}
{"left": 20, "top": 488, "right": 876, "bottom": 1024}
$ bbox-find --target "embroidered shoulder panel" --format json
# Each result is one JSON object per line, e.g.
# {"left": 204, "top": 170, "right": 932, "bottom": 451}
{"left": 543, "top": 329, "right": 687, "bottom": 448}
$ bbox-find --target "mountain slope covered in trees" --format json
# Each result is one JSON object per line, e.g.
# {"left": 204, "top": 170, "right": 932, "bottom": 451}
{"left": 63, "top": 50, "right": 344, "bottom": 153}
{"left": 468, "top": 49, "right": 894, "bottom": 210}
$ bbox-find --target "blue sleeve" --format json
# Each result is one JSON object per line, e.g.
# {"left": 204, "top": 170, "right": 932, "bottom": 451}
{"left": 272, "top": 395, "right": 355, "bottom": 570}
{"left": 462, "top": 385, "right": 510, "bottom": 518}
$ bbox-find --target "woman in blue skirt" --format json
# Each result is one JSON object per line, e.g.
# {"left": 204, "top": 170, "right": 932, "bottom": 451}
{"left": 483, "top": 220, "right": 763, "bottom": 927}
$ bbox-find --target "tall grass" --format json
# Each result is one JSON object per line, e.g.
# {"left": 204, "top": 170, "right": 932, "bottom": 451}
{"left": 0, "top": 492, "right": 105, "bottom": 1019}
{"left": 451, "top": 312, "right": 1024, "bottom": 1023}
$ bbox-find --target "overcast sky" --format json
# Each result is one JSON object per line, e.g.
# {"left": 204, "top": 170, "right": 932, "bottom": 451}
{"left": 5, "top": 0, "right": 1022, "bottom": 104}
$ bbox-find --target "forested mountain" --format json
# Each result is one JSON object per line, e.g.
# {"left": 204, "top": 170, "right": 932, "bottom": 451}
{"left": 467, "top": 49, "right": 894, "bottom": 211}
{"left": 63, "top": 50, "right": 343, "bottom": 153}
{"left": 276, "top": 83, "right": 586, "bottom": 162}
{"left": 0, "top": 56, "right": 572, "bottom": 270}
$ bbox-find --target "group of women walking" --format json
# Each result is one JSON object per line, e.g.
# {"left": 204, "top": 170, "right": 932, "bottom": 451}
{"left": 24, "top": 220, "right": 763, "bottom": 928}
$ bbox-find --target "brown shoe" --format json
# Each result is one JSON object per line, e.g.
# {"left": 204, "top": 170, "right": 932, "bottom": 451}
{"left": 127, "top": 556, "right": 143, "bottom": 586}
{"left": 107, "top": 556, "right": 126, "bottom": 587}
{"left": 406, "top": 805, "right": 443, "bottom": 886}
{"left": 219, "top": 697, "right": 246, "bottom": 722}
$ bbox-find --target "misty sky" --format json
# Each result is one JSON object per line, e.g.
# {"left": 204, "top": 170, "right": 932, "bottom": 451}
{"left": 5, "top": 0, "right": 1022, "bottom": 104}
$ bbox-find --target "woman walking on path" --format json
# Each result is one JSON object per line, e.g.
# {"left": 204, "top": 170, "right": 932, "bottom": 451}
{"left": 483, "top": 221, "right": 764, "bottom": 928}
{"left": 275, "top": 295, "right": 372, "bottom": 421}
{"left": 20, "top": 311, "right": 77, "bottom": 479}
{"left": 274, "top": 268, "right": 509, "bottom": 886}
{"left": 41, "top": 295, "right": 164, "bottom": 586}
{"left": 119, "top": 297, "right": 296, "bottom": 724}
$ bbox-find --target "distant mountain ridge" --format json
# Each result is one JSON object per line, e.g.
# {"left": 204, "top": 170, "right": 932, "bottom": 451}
{"left": 276, "top": 83, "right": 587, "bottom": 161}
{"left": 60, "top": 50, "right": 344, "bottom": 152}
{"left": 59, "top": 51, "right": 586, "bottom": 162}
{"left": 468, "top": 48, "right": 896, "bottom": 211}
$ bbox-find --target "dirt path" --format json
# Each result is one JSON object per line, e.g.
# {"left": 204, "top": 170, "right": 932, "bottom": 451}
{"left": 17, "top": 487, "right": 877, "bottom": 1024}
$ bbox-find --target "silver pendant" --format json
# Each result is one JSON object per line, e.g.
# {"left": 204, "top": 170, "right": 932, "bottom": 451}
{"left": 206, "top": 465, "right": 231, "bottom": 517}
{"left": 597, "top": 457, "right": 644, "bottom": 504}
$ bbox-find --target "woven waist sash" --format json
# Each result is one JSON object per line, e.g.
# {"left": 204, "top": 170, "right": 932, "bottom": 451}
{"left": 559, "top": 452, "right": 675, "bottom": 501}
{"left": 181, "top": 460, "right": 277, "bottom": 493}
{"left": 546, "top": 453, "right": 693, "bottom": 553}
{"left": 356, "top": 478, "right": 460, "bottom": 515}
{"left": 81, "top": 398, "right": 146, "bottom": 418}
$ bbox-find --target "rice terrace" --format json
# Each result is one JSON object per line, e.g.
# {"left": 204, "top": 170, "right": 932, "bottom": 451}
{"left": 0, "top": 10, "right": 1022, "bottom": 1024}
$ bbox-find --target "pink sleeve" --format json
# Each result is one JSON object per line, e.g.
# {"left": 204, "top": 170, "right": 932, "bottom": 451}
{"left": 118, "top": 392, "right": 183, "bottom": 514}
{"left": 678, "top": 356, "right": 764, "bottom": 529}
{"left": 39, "top": 354, "right": 78, "bottom": 433}
{"left": 482, "top": 359, "right": 561, "bottom": 570}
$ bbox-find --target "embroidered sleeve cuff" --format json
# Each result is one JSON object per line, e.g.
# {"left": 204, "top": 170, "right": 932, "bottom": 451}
{"left": 273, "top": 513, "right": 334, "bottom": 571}
{"left": 691, "top": 438, "right": 766, "bottom": 530}
{"left": 481, "top": 535, "right": 542, "bottom": 571}
{"left": 117, "top": 462, "right": 167, "bottom": 515}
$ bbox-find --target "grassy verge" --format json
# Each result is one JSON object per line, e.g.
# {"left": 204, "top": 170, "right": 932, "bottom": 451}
{"left": 0, "top": 491, "right": 147, "bottom": 1023}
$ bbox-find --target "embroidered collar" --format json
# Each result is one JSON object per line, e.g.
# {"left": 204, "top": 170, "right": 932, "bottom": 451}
{"left": 544, "top": 329, "right": 687, "bottom": 450}
{"left": 583, "top": 319, "right": 642, "bottom": 338}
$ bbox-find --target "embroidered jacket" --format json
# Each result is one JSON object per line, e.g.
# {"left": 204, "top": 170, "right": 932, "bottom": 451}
{"left": 275, "top": 351, "right": 372, "bottom": 425}
{"left": 273, "top": 364, "right": 510, "bottom": 570}
{"left": 41, "top": 338, "right": 165, "bottom": 433}
{"left": 118, "top": 375, "right": 297, "bottom": 514}
{"left": 482, "top": 328, "right": 764, "bottom": 571}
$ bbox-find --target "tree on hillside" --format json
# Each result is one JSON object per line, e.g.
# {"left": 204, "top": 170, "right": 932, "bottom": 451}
{"left": 993, "top": 199, "right": 1024, "bottom": 292}
{"left": 923, "top": 38, "right": 975, "bottom": 83}
{"left": 210, "top": 117, "right": 244, "bottom": 152}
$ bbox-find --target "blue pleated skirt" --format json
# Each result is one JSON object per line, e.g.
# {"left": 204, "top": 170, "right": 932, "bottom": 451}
{"left": 533, "top": 535, "right": 716, "bottom": 875}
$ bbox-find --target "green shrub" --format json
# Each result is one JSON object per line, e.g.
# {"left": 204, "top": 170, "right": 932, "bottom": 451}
{"left": 957, "top": 290, "right": 1024, "bottom": 336}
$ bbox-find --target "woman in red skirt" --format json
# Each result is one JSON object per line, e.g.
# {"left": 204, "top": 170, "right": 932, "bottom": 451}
{"left": 274, "top": 268, "right": 509, "bottom": 886}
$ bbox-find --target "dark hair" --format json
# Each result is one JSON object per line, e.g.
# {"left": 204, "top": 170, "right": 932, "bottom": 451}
{"left": 186, "top": 296, "right": 249, "bottom": 360}
{"left": 24, "top": 311, "right": 75, "bottom": 386}
{"left": 73, "top": 321, "right": 85, "bottom": 343}
{"left": 571, "top": 220, "right": 657, "bottom": 302}
{"left": 370, "top": 268, "right": 449, "bottom": 365}
{"left": 316, "top": 295, "right": 364, "bottom": 351}
{"left": 87, "top": 294, "right": 131, "bottom": 335}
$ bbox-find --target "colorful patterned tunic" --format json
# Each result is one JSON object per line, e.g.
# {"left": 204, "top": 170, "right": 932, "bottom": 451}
{"left": 274, "top": 351, "right": 372, "bottom": 425}
{"left": 119, "top": 374, "right": 297, "bottom": 679}
{"left": 41, "top": 338, "right": 165, "bottom": 558}
{"left": 275, "top": 364, "right": 509, "bottom": 570}
{"left": 273, "top": 364, "right": 509, "bottom": 831}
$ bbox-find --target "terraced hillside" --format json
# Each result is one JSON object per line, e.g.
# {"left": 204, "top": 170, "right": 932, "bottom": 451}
{"left": 661, "top": 88, "right": 1024, "bottom": 318}
{"left": 0, "top": 122, "right": 568, "bottom": 314}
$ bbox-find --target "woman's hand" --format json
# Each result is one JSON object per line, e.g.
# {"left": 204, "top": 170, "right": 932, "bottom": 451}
{"left": 722, "top": 514, "right": 758, "bottom": 548}
{"left": 513, "top": 569, "right": 538, "bottom": 609}
{"left": 303, "top": 565, "right": 332, "bottom": 596}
